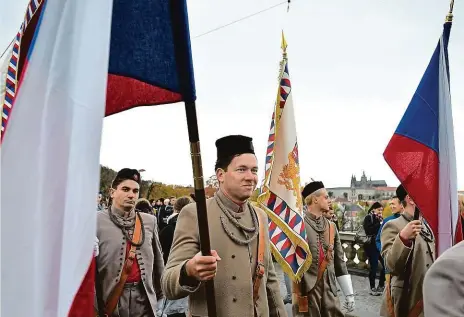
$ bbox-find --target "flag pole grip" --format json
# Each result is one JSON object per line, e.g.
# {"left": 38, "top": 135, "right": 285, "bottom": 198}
{"left": 169, "top": 0, "right": 217, "bottom": 314}
{"left": 184, "top": 101, "right": 217, "bottom": 317}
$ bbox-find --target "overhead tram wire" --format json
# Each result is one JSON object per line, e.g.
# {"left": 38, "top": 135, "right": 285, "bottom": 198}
{"left": 192, "top": 1, "right": 289, "bottom": 39}
{"left": 0, "top": 1, "right": 289, "bottom": 59}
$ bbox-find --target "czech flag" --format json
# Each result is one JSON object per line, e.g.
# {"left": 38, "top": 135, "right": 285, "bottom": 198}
{"left": 106, "top": 0, "right": 196, "bottom": 116}
{"left": 383, "top": 17, "right": 461, "bottom": 256}
{"left": 1, "top": 0, "right": 196, "bottom": 316}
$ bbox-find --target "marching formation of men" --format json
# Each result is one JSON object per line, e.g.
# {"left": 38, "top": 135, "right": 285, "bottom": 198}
{"left": 92, "top": 135, "right": 463, "bottom": 317}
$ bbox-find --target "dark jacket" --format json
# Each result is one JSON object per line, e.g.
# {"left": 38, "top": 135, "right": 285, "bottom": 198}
{"left": 157, "top": 205, "right": 173, "bottom": 232}
{"left": 159, "top": 213, "right": 179, "bottom": 264}
{"left": 363, "top": 213, "right": 381, "bottom": 248}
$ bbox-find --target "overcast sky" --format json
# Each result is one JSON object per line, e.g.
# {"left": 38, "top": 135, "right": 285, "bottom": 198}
{"left": 1, "top": 0, "right": 463, "bottom": 189}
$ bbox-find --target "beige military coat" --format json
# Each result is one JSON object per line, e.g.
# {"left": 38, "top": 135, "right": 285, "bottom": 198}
{"left": 96, "top": 208, "right": 165, "bottom": 315}
{"left": 301, "top": 213, "right": 348, "bottom": 294}
{"left": 423, "top": 240, "right": 464, "bottom": 317}
{"left": 292, "top": 213, "right": 348, "bottom": 316}
{"left": 380, "top": 213, "right": 435, "bottom": 317}
{"left": 161, "top": 190, "right": 287, "bottom": 317}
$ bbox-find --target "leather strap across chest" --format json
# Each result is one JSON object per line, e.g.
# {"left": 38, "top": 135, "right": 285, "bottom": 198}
{"left": 252, "top": 211, "right": 266, "bottom": 304}
{"left": 293, "top": 221, "right": 335, "bottom": 313}
{"left": 102, "top": 214, "right": 142, "bottom": 316}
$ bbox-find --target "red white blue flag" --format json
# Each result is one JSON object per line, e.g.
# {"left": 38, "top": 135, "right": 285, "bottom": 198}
{"left": 1, "top": 0, "right": 196, "bottom": 316}
{"left": 384, "top": 18, "right": 461, "bottom": 256}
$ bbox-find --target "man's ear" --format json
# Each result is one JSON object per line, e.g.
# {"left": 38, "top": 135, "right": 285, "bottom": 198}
{"left": 216, "top": 168, "right": 225, "bottom": 183}
{"left": 109, "top": 187, "right": 115, "bottom": 199}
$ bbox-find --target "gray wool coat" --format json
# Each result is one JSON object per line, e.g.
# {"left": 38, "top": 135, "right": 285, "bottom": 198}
{"left": 96, "top": 209, "right": 165, "bottom": 316}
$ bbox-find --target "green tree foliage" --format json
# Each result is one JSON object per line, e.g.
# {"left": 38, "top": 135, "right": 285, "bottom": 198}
{"left": 99, "top": 165, "right": 193, "bottom": 201}
{"left": 100, "top": 165, "right": 117, "bottom": 196}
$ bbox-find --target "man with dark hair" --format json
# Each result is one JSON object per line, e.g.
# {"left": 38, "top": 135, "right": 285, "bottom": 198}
{"left": 96, "top": 168, "right": 164, "bottom": 317}
{"left": 380, "top": 185, "right": 435, "bottom": 317}
{"left": 375, "top": 196, "right": 403, "bottom": 252}
{"left": 162, "top": 135, "right": 286, "bottom": 316}
{"left": 293, "top": 181, "right": 355, "bottom": 317}
{"left": 97, "top": 192, "right": 104, "bottom": 211}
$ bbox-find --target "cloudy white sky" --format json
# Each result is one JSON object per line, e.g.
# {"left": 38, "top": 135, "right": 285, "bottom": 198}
{"left": 1, "top": 0, "right": 463, "bottom": 189}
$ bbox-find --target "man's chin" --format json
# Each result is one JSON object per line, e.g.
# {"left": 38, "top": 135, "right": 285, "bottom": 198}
{"left": 123, "top": 204, "right": 134, "bottom": 211}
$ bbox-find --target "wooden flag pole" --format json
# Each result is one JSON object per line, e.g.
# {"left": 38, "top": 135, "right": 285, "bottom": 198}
{"left": 169, "top": 0, "right": 217, "bottom": 316}
{"left": 183, "top": 101, "right": 217, "bottom": 317}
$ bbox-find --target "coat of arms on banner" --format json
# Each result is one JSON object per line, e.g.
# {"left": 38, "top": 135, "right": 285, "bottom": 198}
{"left": 278, "top": 142, "right": 303, "bottom": 210}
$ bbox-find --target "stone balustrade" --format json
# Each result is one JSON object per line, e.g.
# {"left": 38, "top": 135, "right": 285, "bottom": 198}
{"left": 339, "top": 231, "right": 371, "bottom": 274}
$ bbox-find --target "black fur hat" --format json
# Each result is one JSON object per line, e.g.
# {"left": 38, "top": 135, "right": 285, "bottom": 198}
{"left": 112, "top": 168, "right": 141, "bottom": 188}
{"left": 302, "top": 181, "right": 325, "bottom": 199}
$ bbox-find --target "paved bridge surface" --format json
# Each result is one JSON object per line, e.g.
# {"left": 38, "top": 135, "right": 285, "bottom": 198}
{"left": 275, "top": 266, "right": 382, "bottom": 317}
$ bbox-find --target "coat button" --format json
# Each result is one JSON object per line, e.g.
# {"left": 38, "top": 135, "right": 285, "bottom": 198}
{"left": 232, "top": 255, "right": 236, "bottom": 259}
{"left": 232, "top": 276, "right": 236, "bottom": 280}
{"left": 232, "top": 297, "right": 237, "bottom": 302}
{"left": 426, "top": 264, "right": 430, "bottom": 267}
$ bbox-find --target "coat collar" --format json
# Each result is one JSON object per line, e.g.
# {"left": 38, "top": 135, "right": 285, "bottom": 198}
{"left": 216, "top": 189, "right": 248, "bottom": 214}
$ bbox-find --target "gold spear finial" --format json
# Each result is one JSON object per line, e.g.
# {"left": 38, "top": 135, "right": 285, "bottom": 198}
{"left": 281, "top": 30, "right": 288, "bottom": 56}
{"left": 446, "top": 0, "right": 454, "bottom": 23}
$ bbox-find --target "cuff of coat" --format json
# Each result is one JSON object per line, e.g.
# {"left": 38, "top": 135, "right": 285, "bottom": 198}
{"left": 179, "top": 260, "right": 201, "bottom": 293}
{"left": 399, "top": 234, "right": 413, "bottom": 247}
{"left": 392, "top": 234, "right": 412, "bottom": 264}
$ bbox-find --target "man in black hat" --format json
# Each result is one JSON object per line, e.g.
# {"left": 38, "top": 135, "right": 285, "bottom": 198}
{"left": 162, "top": 135, "right": 287, "bottom": 316}
{"left": 293, "top": 181, "right": 355, "bottom": 317}
{"left": 379, "top": 184, "right": 435, "bottom": 317}
{"left": 96, "top": 168, "right": 165, "bottom": 317}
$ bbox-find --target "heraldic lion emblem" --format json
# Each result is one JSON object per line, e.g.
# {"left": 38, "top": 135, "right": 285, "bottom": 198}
{"left": 278, "top": 142, "right": 303, "bottom": 210}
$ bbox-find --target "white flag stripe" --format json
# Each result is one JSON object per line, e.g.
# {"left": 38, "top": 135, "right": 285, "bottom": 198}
{"left": 1, "top": 0, "right": 113, "bottom": 316}
{"left": 437, "top": 33, "right": 458, "bottom": 256}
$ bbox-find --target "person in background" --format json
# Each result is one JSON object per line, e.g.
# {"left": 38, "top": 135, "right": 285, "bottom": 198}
{"left": 169, "top": 196, "right": 177, "bottom": 206}
{"left": 363, "top": 202, "right": 385, "bottom": 296}
{"left": 152, "top": 199, "right": 163, "bottom": 216}
{"left": 159, "top": 196, "right": 193, "bottom": 264}
{"left": 136, "top": 198, "right": 155, "bottom": 215}
{"left": 97, "top": 192, "right": 104, "bottom": 211}
{"left": 158, "top": 198, "right": 173, "bottom": 232}
{"left": 324, "top": 199, "right": 340, "bottom": 232}
{"left": 158, "top": 196, "right": 192, "bottom": 317}
{"left": 376, "top": 196, "right": 403, "bottom": 252}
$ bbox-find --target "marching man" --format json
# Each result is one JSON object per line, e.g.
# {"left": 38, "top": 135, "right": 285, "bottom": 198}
{"left": 293, "top": 181, "right": 355, "bottom": 317}
{"left": 161, "top": 135, "right": 287, "bottom": 316}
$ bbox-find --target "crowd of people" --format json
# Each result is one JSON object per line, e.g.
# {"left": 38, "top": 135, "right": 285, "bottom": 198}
{"left": 87, "top": 135, "right": 464, "bottom": 317}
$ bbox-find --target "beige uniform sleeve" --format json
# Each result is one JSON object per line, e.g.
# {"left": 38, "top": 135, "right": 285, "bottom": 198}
{"left": 423, "top": 246, "right": 464, "bottom": 316}
{"left": 161, "top": 205, "right": 201, "bottom": 300}
{"left": 381, "top": 221, "right": 412, "bottom": 275}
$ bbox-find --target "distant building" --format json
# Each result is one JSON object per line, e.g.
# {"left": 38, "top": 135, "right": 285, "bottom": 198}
{"left": 327, "top": 171, "right": 396, "bottom": 202}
